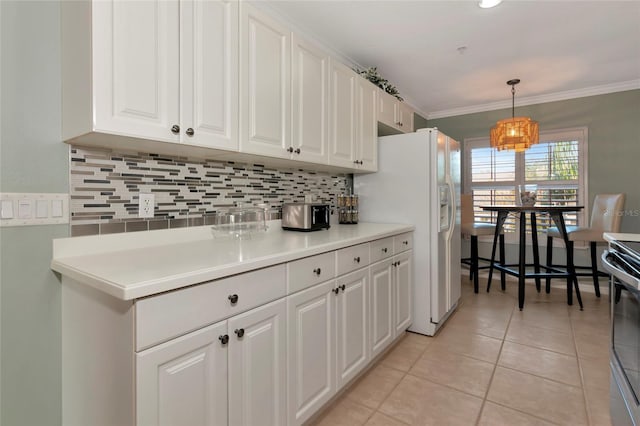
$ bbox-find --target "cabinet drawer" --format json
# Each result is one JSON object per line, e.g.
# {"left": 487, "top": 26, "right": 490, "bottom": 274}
{"left": 287, "top": 252, "right": 336, "bottom": 293}
{"left": 394, "top": 233, "right": 413, "bottom": 253}
{"left": 370, "top": 237, "right": 394, "bottom": 263}
{"left": 135, "top": 265, "right": 286, "bottom": 351}
{"left": 336, "top": 243, "right": 370, "bottom": 276}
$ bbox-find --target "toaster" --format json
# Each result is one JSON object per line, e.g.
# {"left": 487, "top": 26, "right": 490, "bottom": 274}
{"left": 281, "top": 203, "right": 330, "bottom": 231}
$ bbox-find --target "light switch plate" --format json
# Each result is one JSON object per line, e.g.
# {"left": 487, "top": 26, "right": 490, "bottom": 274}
{"left": 0, "top": 193, "right": 69, "bottom": 227}
{"left": 1, "top": 200, "right": 14, "bottom": 219}
{"left": 18, "top": 200, "right": 32, "bottom": 219}
{"left": 36, "top": 200, "right": 49, "bottom": 218}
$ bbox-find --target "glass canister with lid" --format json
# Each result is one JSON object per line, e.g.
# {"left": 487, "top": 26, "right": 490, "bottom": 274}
{"left": 211, "top": 203, "right": 268, "bottom": 238}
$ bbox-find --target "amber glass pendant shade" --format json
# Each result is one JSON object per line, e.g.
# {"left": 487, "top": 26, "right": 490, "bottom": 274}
{"left": 490, "top": 116, "right": 539, "bottom": 152}
{"left": 490, "top": 79, "right": 539, "bottom": 152}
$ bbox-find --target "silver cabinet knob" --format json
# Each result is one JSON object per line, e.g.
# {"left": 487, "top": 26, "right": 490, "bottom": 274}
{"left": 185, "top": 128, "right": 194, "bottom": 136}
{"left": 171, "top": 124, "right": 180, "bottom": 134}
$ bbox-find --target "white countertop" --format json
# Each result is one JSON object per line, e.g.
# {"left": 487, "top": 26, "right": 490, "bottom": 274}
{"left": 51, "top": 221, "right": 413, "bottom": 300}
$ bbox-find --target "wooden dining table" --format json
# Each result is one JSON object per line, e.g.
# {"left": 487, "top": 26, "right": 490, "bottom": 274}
{"left": 481, "top": 205, "right": 584, "bottom": 310}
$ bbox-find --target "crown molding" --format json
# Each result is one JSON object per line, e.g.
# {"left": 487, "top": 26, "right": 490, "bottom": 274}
{"left": 427, "top": 80, "right": 640, "bottom": 120}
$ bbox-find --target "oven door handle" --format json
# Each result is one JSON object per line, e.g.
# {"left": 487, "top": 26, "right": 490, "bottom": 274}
{"left": 602, "top": 250, "right": 640, "bottom": 292}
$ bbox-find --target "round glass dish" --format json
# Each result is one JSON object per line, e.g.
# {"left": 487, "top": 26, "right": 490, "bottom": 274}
{"left": 211, "top": 205, "right": 268, "bottom": 238}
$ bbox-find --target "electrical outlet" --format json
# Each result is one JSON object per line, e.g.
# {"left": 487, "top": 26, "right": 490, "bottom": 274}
{"left": 138, "top": 193, "right": 155, "bottom": 218}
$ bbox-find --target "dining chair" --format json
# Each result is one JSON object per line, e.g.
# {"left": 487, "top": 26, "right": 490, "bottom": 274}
{"left": 460, "top": 194, "right": 504, "bottom": 293}
{"left": 546, "top": 193, "right": 626, "bottom": 296}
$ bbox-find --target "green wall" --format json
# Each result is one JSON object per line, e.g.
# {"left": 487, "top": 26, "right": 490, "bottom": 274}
{"left": 0, "top": 1, "right": 637, "bottom": 422}
{"left": 1, "top": 2, "right": 69, "bottom": 425}
{"left": 429, "top": 89, "right": 640, "bottom": 234}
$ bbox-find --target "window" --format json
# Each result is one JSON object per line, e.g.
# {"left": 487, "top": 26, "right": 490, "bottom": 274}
{"left": 464, "top": 127, "right": 588, "bottom": 239}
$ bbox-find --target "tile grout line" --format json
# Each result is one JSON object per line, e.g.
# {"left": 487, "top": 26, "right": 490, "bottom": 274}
{"left": 472, "top": 294, "right": 572, "bottom": 426}
{"left": 366, "top": 332, "right": 431, "bottom": 426}
{"left": 473, "top": 298, "right": 516, "bottom": 426}
{"left": 570, "top": 308, "right": 596, "bottom": 426}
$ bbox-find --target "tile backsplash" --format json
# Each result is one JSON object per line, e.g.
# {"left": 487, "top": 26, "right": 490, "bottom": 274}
{"left": 70, "top": 147, "right": 351, "bottom": 236}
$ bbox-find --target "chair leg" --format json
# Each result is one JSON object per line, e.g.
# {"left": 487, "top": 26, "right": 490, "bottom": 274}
{"left": 499, "top": 234, "right": 506, "bottom": 291}
{"left": 545, "top": 236, "right": 553, "bottom": 293}
{"left": 590, "top": 241, "right": 601, "bottom": 297}
{"left": 471, "top": 235, "right": 479, "bottom": 294}
{"left": 566, "top": 241, "right": 574, "bottom": 305}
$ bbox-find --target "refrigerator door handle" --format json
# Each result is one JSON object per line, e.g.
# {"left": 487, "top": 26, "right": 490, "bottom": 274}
{"left": 445, "top": 175, "right": 456, "bottom": 242}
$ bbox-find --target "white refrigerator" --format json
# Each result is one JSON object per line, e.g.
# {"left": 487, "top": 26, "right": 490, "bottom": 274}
{"left": 354, "top": 128, "right": 461, "bottom": 336}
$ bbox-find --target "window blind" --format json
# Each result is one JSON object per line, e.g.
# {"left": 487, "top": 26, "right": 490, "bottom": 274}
{"left": 464, "top": 129, "right": 587, "bottom": 239}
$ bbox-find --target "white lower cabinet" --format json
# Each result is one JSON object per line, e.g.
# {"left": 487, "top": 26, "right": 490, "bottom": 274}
{"left": 287, "top": 267, "right": 371, "bottom": 426}
{"left": 287, "top": 279, "right": 336, "bottom": 426}
{"left": 394, "top": 251, "right": 413, "bottom": 335}
{"left": 369, "top": 258, "right": 394, "bottom": 359}
{"left": 61, "top": 232, "right": 413, "bottom": 426}
{"left": 369, "top": 249, "right": 413, "bottom": 359}
{"left": 136, "top": 321, "right": 228, "bottom": 426}
{"left": 136, "top": 298, "right": 286, "bottom": 426}
{"left": 228, "top": 300, "right": 287, "bottom": 426}
{"left": 335, "top": 268, "right": 369, "bottom": 390}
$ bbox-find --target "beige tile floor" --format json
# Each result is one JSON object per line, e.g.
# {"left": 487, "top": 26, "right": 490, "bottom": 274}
{"left": 312, "top": 277, "right": 612, "bottom": 426}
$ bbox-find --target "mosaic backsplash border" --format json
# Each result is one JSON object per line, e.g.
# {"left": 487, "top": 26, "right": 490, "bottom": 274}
{"left": 70, "top": 146, "right": 351, "bottom": 236}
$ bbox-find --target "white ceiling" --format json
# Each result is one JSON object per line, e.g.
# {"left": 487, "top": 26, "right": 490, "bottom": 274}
{"left": 267, "top": 0, "right": 640, "bottom": 118}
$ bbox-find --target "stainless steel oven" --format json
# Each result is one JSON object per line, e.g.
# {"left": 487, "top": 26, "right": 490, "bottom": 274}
{"left": 603, "top": 235, "right": 640, "bottom": 426}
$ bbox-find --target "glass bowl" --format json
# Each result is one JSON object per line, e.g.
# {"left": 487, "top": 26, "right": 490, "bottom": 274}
{"left": 211, "top": 205, "right": 268, "bottom": 238}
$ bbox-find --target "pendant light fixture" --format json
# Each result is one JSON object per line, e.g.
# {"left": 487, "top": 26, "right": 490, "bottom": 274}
{"left": 490, "top": 79, "right": 539, "bottom": 152}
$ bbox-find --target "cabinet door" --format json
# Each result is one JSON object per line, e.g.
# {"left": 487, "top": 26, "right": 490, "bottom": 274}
{"left": 369, "top": 259, "right": 394, "bottom": 359}
{"left": 228, "top": 299, "right": 286, "bottom": 426}
{"left": 336, "top": 268, "right": 369, "bottom": 390}
{"left": 291, "top": 34, "right": 329, "bottom": 165}
{"left": 328, "top": 59, "right": 357, "bottom": 168}
{"left": 287, "top": 280, "right": 336, "bottom": 426}
{"left": 180, "top": 0, "right": 238, "bottom": 150}
{"left": 136, "top": 321, "right": 228, "bottom": 426}
{"left": 356, "top": 78, "right": 378, "bottom": 171}
{"left": 394, "top": 251, "right": 413, "bottom": 335}
{"left": 93, "top": 0, "right": 179, "bottom": 142}
{"left": 397, "top": 102, "right": 414, "bottom": 133}
{"left": 377, "top": 89, "right": 397, "bottom": 130}
{"left": 240, "top": 3, "right": 290, "bottom": 158}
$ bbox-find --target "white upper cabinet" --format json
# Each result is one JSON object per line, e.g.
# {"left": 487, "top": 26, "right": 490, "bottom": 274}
{"left": 377, "top": 88, "right": 414, "bottom": 133}
{"left": 328, "top": 61, "right": 378, "bottom": 172}
{"left": 62, "top": 0, "right": 239, "bottom": 150}
{"left": 396, "top": 101, "right": 414, "bottom": 133}
{"left": 356, "top": 78, "right": 378, "bottom": 171}
{"left": 291, "top": 35, "right": 330, "bottom": 164}
{"left": 377, "top": 90, "right": 396, "bottom": 130}
{"left": 328, "top": 60, "right": 357, "bottom": 168}
{"left": 63, "top": 0, "right": 385, "bottom": 171}
{"left": 82, "top": 0, "right": 180, "bottom": 143}
{"left": 239, "top": 3, "right": 291, "bottom": 158}
{"left": 181, "top": 0, "right": 239, "bottom": 150}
